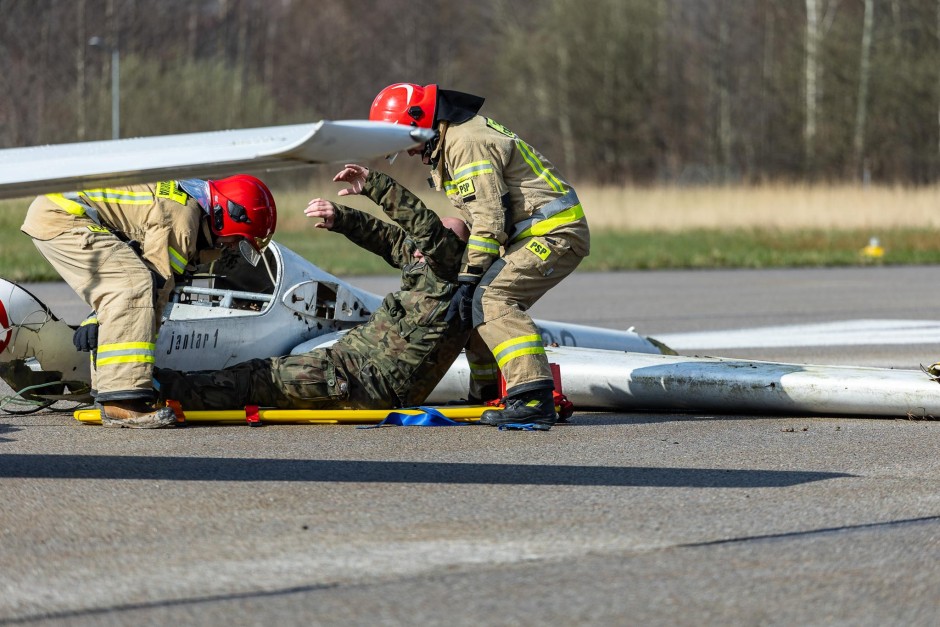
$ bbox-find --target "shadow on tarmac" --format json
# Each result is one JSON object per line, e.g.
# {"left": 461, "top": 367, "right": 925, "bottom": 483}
{"left": 0, "top": 454, "right": 851, "bottom": 488}
{"left": 0, "top": 423, "right": 21, "bottom": 442}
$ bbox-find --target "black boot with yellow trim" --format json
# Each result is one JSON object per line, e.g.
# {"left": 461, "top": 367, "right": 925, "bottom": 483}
{"left": 478, "top": 382, "right": 558, "bottom": 431}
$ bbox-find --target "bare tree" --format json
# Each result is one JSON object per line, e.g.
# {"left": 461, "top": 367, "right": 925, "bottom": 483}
{"left": 716, "top": 2, "right": 733, "bottom": 182}
{"left": 804, "top": 0, "right": 841, "bottom": 176}
{"left": 804, "top": 0, "right": 820, "bottom": 173}
{"left": 852, "top": 0, "right": 874, "bottom": 182}
{"left": 4, "top": 0, "right": 940, "bottom": 184}
{"left": 75, "top": 0, "right": 87, "bottom": 140}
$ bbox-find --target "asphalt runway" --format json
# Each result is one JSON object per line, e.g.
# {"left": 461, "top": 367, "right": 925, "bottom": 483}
{"left": 2, "top": 267, "right": 939, "bottom": 625}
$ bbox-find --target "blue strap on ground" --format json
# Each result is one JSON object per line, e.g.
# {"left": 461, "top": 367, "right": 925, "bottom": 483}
{"left": 497, "top": 423, "right": 538, "bottom": 431}
{"left": 357, "top": 406, "right": 468, "bottom": 429}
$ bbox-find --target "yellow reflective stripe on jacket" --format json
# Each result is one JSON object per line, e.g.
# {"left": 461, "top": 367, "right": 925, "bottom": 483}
{"left": 46, "top": 193, "right": 91, "bottom": 216}
{"left": 467, "top": 235, "right": 500, "bottom": 256}
{"left": 444, "top": 160, "right": 494, "bottom": 196}
{"left": 510, "top": 188, "right": 584, "bottom": 242}
{"left": 492, "top": 334, "right": 546, "bottom": 369}
{"left": 512, "top": 204, "right": 585, "bottom": 242}
{"left": 469, "top": 361, "right": 499, "bottom": 382}
{"left": 168, "top": 246, "right": 187, "bottom": 274}
{"left": 96, "top": 341, "right": 156, "bottom": 366}
{"left": 516, "top": 140, "right": 566, "bottom": 194}
{"left": 80, "top": 188, "right": 155, "bottom": 204}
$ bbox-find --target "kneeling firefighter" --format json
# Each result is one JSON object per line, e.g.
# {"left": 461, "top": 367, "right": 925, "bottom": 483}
{"left": 21, "top": 175, "right": 277, "bottom": 428}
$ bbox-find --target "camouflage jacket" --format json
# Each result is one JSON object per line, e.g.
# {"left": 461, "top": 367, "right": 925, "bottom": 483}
{"left": 329, "top": 170, "right": 469, "bottom": 406}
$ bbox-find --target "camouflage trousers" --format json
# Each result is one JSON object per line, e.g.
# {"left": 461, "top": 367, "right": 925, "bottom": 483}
{"left": 155, "top": 347, "right": 400, "bottom": 410}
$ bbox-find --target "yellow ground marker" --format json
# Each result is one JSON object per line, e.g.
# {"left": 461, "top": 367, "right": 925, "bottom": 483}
{"left": 861, "top": 237, "right": 885, "bottom": 259}
{"left": 74, "top": 405, "right": 491, "bottom": 425}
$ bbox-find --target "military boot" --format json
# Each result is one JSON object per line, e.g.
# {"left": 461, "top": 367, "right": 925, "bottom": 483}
{"left": 96, "top": 400, "right": 178, "bottom": 429}
{"left": 479, "top": 386, "right": 557, "bottom": 430}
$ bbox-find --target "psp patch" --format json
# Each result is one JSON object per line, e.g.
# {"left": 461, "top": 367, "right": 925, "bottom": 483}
{"left": 85, "top": 224, "right": 110, "bottom": 234}
{"left": 457, "top": 178, "right": 476, "bottom": 200}
{"left": 525, "top": 239, "right": 551, "bottom": 261}
{"left": 486, "top": 118, "right": 516, "bottom": 138}
{"left": 154, "top": 181, "right": 190, "bottom": 205}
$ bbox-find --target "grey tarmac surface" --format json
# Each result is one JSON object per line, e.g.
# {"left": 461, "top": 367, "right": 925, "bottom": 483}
{"left": 2, "top": 266, "right": 939, "bottom": 626}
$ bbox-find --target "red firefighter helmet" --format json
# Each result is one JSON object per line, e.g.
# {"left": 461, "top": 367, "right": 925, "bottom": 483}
{"left": 206, "top": 174, "right": 277, "bottom": 253}
{"left": 369, "top": 83, "right": 438, "bottom": 128}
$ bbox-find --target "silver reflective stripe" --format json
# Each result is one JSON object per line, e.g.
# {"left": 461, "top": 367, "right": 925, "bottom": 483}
{"left": 84, "top": 205, "right": 102, "bottom": 226}
{"left": 509, "top": 188, "right": 580, "bottom": 241}
{"left": 469, "top": 362, "right": 499, "bottom": 381}
{"left": 63, "top": 192, "right": 102, "bottom": 225}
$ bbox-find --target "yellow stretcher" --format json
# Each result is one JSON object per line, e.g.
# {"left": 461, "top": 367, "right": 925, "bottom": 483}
{"left": 74, "top": 405, "right": 492, "bottom": 426}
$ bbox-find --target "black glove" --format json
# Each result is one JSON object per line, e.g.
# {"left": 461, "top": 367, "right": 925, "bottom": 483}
{"left": 444, "top": 281, "right": 478, "bottom": 330}
{"left": 150, "top": 269, "right": 169, "bottom": 306}
{"left": 72, "top": 313, "right": 99, "bottom": 352}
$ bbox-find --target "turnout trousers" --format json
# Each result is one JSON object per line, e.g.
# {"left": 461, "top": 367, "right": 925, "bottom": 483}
{"left": 32, "top": 224, "right": 157, "bottom": 400}
{"left": 473, "top": 231, "right": 585, "bottom": 394}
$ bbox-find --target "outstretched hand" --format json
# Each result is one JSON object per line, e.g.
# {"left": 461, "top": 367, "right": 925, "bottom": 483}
{"left": 333, "top": 163, "right": 369, "bottom": 196}
{"left": 304, "top": 198, "right": 335, "bottom": 229}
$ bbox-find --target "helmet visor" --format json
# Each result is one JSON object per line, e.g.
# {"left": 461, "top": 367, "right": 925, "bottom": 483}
{"left": 238, "top": 239, "right": 260, "bottom": 266}
{"left": 239, "top": 233, "right": 273, "bottom": 266}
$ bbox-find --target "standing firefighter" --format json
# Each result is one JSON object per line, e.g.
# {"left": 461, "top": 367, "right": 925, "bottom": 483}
{"left": 154, "top": 165, "right": 471, "bottom": 411}
{"left": 21, "top": 175, "right": 277, "bottom": 428}
{"left": 370, "top": 83, "right": 590, "bottom": 430}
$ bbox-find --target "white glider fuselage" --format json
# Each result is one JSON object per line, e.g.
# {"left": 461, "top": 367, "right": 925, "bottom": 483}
{"left": 0, "top": 242, "right": 668, "bottom": 405}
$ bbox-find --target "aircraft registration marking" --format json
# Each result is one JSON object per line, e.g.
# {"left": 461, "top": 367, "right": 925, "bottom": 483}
{"left": 164, "top": 328, "right": 220, "bottom": 354}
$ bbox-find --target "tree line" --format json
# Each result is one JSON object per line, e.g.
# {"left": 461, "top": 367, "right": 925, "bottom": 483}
{"left": 2, "top": 0, "right": 939, "bottom": 185}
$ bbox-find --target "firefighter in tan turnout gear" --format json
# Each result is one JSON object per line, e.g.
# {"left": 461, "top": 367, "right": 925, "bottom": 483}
{"left": 21, "top": 175, "right": 277, "bottom": 428}
{"left": 154, "top": 165, "right": 472, "bottom": 412}
{"left": 370, "top": 83, "right": 590, "bottom": 430}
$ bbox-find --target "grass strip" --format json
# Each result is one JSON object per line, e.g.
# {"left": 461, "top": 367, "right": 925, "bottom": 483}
{"left": 2, "top": 201, "right": 938, "bottom": 281}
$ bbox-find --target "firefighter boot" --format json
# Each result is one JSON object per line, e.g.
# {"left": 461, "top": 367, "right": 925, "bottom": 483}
{"left": 479, "top": 385, "right": 558, "bottom": 430}
{"left": 96, "top": 400, "right": 178, "bottom": 429}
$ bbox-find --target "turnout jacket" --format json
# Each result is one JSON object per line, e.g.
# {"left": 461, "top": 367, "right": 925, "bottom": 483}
{"left": 22, "top": 181, "right": 207, "bottom": 317}
{"left": 430, "top": 115, "right": 590, "bottom": 282}
{"left": 329, "top": 170, "right": 469, "bottom": 406}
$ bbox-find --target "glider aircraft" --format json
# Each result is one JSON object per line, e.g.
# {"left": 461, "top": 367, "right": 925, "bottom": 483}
{"left": 2, "top": 121, "right": 940, "bottom": 419}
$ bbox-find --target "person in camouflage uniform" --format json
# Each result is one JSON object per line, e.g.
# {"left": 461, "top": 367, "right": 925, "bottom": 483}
{"left": 21, "top": 175, "right": 277, "bottom": 428}
{"left": 154, "top": 164, "right": 474, "bottom": 411}
{"left": 369, "top": 84, "right": 590, "bottom": 430}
